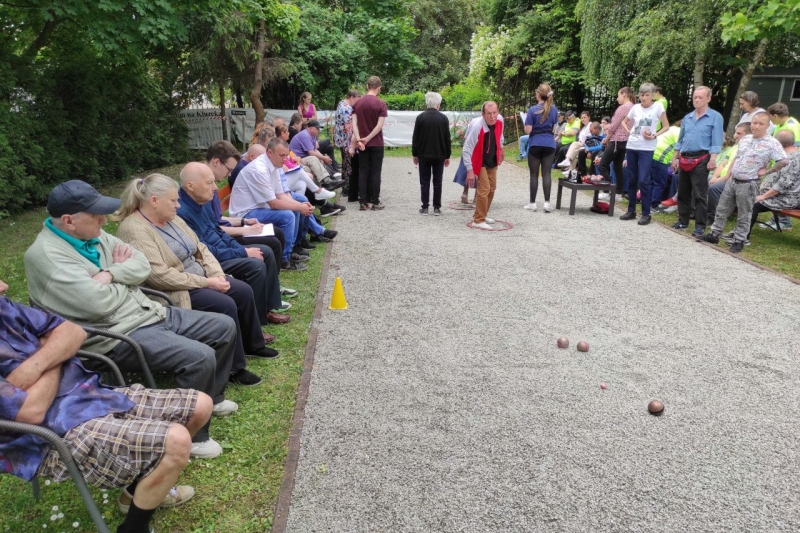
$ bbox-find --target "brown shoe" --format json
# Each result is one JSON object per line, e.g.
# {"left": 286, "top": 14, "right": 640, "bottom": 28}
{"left": 263, "top": 333, "right": 276, "bottom": 344}
{"left": 267, "top": 311, "right": 292, "bottom": 324}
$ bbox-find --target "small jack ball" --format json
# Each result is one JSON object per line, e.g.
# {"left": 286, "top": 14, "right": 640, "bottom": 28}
{"left": 557, "top": 337, "right": 569, "bottom": 349}
{"left": 577, "top": 341, "right": 589, "bottom": 352}
{"left": 648, "top": 400, "right": 664, "bottom": 416}
{"left": 600, "top": 383, "right": 606, "bottom": 390}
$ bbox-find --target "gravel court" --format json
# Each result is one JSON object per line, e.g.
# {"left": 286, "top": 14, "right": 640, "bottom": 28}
{"left": 285, "top": 157, "right": 800, "bottom": 532}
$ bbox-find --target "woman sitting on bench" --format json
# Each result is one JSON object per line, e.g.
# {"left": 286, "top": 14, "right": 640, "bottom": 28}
{"left": 749, "top": 130, "right": 800, "bottom": 238}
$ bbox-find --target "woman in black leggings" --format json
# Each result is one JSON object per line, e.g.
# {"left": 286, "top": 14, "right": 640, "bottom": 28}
{"left": 599, "top": 87, "right": 635, "bottom": 196}
{"left": 523, "top": 83, "right": 559, "bottom": 212}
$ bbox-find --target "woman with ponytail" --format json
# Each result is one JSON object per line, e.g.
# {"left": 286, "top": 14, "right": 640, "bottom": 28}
{"left": 599, "top": 87, "right": 635, "bottom": 197}
{"left": 523, "top": 83, "right": 559, "bottom": 212}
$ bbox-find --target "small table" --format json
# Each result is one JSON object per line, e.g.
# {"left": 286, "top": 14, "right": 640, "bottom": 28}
{"left": 556, "top": 178, "right": 616, "bottom": 216}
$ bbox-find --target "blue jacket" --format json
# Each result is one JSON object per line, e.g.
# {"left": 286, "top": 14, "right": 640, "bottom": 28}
{"left": 177, "top": 188, "right": 247, "bottom": 262}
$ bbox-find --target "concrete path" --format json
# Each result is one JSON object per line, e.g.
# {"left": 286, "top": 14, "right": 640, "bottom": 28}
{"left": 285, "top": 158, "right": 800, "bottom": 532}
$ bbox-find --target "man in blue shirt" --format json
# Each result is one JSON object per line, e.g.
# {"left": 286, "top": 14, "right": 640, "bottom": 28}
{"left": 0, "top": 279, "right": 209, "bottom": 533}
{"left": 671, "top": 86, "right": 725, "bottom": 237}
{"left": 289, "top": 120, "right": 345, "bottom": 190}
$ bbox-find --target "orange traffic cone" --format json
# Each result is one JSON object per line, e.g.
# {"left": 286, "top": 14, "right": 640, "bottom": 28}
{"left": 329, "top": 277, "right": 348, "bottom": 310}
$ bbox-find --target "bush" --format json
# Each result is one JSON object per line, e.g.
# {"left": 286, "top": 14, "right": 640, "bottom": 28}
{"left": 0, "top": 43, "right": 189, "bottom": 217}
{"left": 381, "top": 82, "right": 493, "bottom": 112}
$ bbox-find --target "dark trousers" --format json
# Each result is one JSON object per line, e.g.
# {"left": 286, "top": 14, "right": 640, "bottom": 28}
{"left": 319, "top": 139, "right": 339, "bottom": 170}
{"left": 419, "top": 157, "right": 445, "bottom": 209}
{"left": 677, "top": 162, "right": 709, "bottom": 229}
{"left": 650, "top": 161, "right": 671, "bottom": 208}
{"left": 221, "top": 254, "right": 282, "bottom": 326}
{"left": 343, "top": 149, "right": 361, "bottom": 202}
{"left": 189, "top": 278, "right": 264, "bottom": 373}
{"left": 234, "top": 225, "right": 284, "bottom": 267}
{"left": 625, "top": 149, "right": 654, "bottom": 216}
{"left": 577, "top": 150, "right": 591, "bottom": 175}
{"left": 599, "top": 141, "right": 627, "bottom": 191}
{"left": 359, "top": 146, "right": 384, "bottom": 204}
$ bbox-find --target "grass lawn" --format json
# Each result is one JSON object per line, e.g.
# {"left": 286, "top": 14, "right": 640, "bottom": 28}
{"left": 0, "top": 163, "right": 330, "bottom": 532}
{"left": 506, "top": 140, "right": 800, "bottom": 280}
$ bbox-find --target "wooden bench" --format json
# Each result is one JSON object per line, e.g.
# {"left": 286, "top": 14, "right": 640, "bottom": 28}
{"left": 218, "top": 183, "right": 232, "bottom": 214}
{"left": 773, "top": 209, "right": 800, "bottom": 231}
{"left": 555, "top": 178, "right": 617, "bottom": 216}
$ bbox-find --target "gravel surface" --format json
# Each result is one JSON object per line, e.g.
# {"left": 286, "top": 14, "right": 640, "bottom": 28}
{"left": 285, "top": 157, "right": 800, "bottom": 533}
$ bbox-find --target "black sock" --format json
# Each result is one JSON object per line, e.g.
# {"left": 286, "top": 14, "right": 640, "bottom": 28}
{"left": 125, "top": 477, "right": 140, "bottom": 496}
{"left": 116, "top": 501, "right": 155, "bottom": 533}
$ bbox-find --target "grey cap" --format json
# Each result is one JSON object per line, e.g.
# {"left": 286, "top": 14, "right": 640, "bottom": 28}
{"left": 47, "top": 180, "right": 121, "bottom": 218}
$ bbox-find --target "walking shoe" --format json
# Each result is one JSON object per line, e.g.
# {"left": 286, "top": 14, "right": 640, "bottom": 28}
{"left": 332, "top": 171, "right": 342, "bottom": 178}
{"left": 323, "top": 229, "right": 337, "bottom": 239}
{"left": 523, "top": 203, "right": 537, "bottom": 211}
{"left": 672, "top": 221, "right": 689, "bottom": 230}
{"left": 419, "top": 207, "right": 429, "bottom": 215}
{"left": 359, "top": 203, "right": 371, "bottom": 211}
{"left": 229, "top": 368, "right": 262, "bottom": 386}
{"left": 721, "top": 231, "right": 735, "bottom": 240}
{"left": 330, "top": 202, "right": 346, "bottom": 212}
{"left": 293, "top": 246, "right": 309, "bottom": 257}
{"left": 460, "top": 193, "right": 469, "bottom": 204}
{"left": 484, "top": 217, "right": 495, "bottom": 224}
{"left": 661, "top": 198, "right": 678, "bottom": 207}
{"left": 724, "top": 236, "right": 750, "bottom": 246}
{"left": 273, "top": 300, "right": 292, "bottom": 312}
{"left": 263, "top": 332, "right": 276, "bottom": 344}
{"left": 321, "top": 177, "right": 347, "bottom": 190}
{"left": 291, "top": 252, "right": 310, "bottom": 262}
{"left": 212, "top": 400, "right": 238, "bottom": 417}
{"left": 190, "top": 438, "right": 223, "bottom": 459}
{"left": 319, "top": 205, "right": 341, "bottom": 217}
{"left": 314, "top": 189, "right": 336, "bottom": 200}
{"left": 638, "top": 215, "right": 651, "bottom": 225}
{"left": 281, "top": 260, "right": 308, "bottom": 272}
{"left": 310, "top": 234, "right": 331, "bottom": 243}
{"left": 701, "top": 232, "right": 720, "bottom": 244}
{"left": 298, "top": 239, "right": 316, "bottom": 250}
{"left": 557, "top": 159, "right": 570, "bottom": 168}
{"left": 663, "top": 205, "right": 678, "bottom": 213}
{"left": 472, "top": 222, "right": 493, "bottom": 230}
{"left": 692, "top": 228, "right": 706, "bottom": 238}
{"left": 620, "top": 211, "right": 636, "bottom": 221}
{"left": 615, "top": 194, "right": 625, "bottom": 202}
{"left": 543, "top": 202, "right": 553, "bottom": 213}
{"left": 433, "top": 208, "right": 441, "bottom": 216}
{"left": 119, "top": 485, "right": 195, "bottom": 514}
{"left": 764, "top": 219, "right": 792, "bottom": 231}
{"left": 249, "top": 346, "right": 280, "bottom": 359}
{"left": 267, "top": 311, "right": 292, "bottom": 324}
{"left": 598, "top": 193, "right": 610, "bottom": 201}
{"left": 371, "top": 202, "right": 385, "bottom": 211}
{"left": 281, "top": 286, "right": 299, "bottom": 298}
{"left": 729, "top": 241, "right": 744, "bottom": 253}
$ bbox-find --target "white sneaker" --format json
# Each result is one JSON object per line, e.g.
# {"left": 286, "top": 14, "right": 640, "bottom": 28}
{"left": 484, "top": 217, "right": 495, "bottom": 224}
{"left": 332, "top": 172, "right": 342, "bottom": 178}
{"left": 598, "top": 192, "right": 610, "bottom": 201}
{"left": 212, "top": 399, "right": 238, "bottom": 417}
{"left": 524, "top": 203, "right": 537, "bottom": 211}
{"left": 190, "top": 438, "right": 223, "bottom": 459}
{"left": 557, "top": 159, "right": 570, "bottom": 168}
{"left": 543, "top": 202, "right": 553, "bottom": 212}
{"left": 472, "top": 222, "right": 493, "bottom": 230}
{"left": 314, "top": 189, "right": 335, "bottom": 200}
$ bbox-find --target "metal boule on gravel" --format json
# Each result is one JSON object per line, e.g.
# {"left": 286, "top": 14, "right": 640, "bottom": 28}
{"left": 648, "top": 400, "right": 665, "bottom": 416}
{"left": 557, "top": 337, "right": 569, "bottom": 349}
{"left": 576, "top": 340, "right": 589, "bottom": 352}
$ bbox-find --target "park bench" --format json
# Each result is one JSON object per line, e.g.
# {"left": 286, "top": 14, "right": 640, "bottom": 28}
{"left": 219, "top": 183, "right": 232, "bottom": 214}
{"left": 762, "top": 209, "right": 800, "bottom": 231}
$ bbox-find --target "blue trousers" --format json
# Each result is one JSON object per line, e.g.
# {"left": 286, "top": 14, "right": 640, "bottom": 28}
{"left": 290, "top": 192, "right": 317, "bottom": 237}
{"left": 626, "top": 149, "right": 654, "bottom": 216}
{"left": 518, "top": 135, "right": 529, "bottom": 158}
{"left": 650, "top": 160, "right": 671, "bottom": 208}
{"left": 246, "top": 208, "right": 297, "bottom": 264}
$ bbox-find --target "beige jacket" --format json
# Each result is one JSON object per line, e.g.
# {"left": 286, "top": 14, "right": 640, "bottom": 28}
{"left": 116, "top": 214, "right": 225, "bottom": 309}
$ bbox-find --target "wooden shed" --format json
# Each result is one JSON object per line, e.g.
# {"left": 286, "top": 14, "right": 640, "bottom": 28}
{"left": 747, "top": 67, "right": 800, "bottom": 116}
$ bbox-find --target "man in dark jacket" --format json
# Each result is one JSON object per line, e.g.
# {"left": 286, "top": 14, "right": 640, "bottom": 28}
{"left": 412, "top": 92, "right": 452, "bottom": 215}
{"left": 177, "top": 162, "right": 290, "bottom": 331}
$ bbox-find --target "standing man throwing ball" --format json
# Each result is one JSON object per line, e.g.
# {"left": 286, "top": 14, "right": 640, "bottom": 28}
{"left": 463, "top": 101, "right": 505, "bottom": 230}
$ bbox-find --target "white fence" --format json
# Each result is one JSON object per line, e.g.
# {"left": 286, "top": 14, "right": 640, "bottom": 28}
{"left": 180, "top": 108, "right": 481, "bottom": 149}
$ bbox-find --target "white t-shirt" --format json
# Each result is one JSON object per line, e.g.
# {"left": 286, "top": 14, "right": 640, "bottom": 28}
{"left": 228, "top": 154, "right": 284, "bottom": 217}
{"left": 625, "top": 102, "right": 665, "bottom": 151}
{"left": 578, "top": 123, "right": 591, "bottom": 143}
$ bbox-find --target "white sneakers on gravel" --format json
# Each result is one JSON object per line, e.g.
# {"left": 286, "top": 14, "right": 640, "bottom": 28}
{"left": 524, "top": 203, "right": 537, "bottom": 211}
{"left": 212, "top": 399, "right": 238, "bottom": 417}
{"left": 484, "top": 217, "right": 495, "bottom": 224}
{"left": 472, "top": 222, "right": 493, "bottom": 230}
{"left": 190, "top": 438, "right": 223, "bottom": 459}
{"left": 314, "top": 189, "right": 336, "bottom": 200}
{"left": 543, "top": 202, "right": 553, "bottom": 212}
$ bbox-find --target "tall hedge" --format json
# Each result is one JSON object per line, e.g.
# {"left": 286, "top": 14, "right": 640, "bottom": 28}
{"left": 380, "top": 82, "right": 494, "bottom": 111}
{"left": 0, "top": 44, "right": 189, "bottom": 217}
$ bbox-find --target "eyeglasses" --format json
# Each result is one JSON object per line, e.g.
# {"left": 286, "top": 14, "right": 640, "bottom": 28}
{"left": 220, "top": 160, "right": 236, "bottom": 176}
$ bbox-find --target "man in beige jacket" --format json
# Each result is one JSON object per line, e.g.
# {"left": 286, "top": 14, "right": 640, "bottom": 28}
{"left": 24, "top": 180, "right": 237, "bottom": 459}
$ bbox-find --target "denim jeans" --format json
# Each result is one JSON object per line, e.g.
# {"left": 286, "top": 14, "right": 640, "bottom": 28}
{"left": 245, "top": 208, "right": 297, "bottom": 264}
{"left": 518, "top": 135, "right": 529, "bottom": 158}
{"left": 625, "top": 149, "right": 654, "bottom": 215}
{"left": 650, "top": 160, "right": 671, "bottom": 208}
{"left": 290, "top": 192, "right": 313, "bottom": 239}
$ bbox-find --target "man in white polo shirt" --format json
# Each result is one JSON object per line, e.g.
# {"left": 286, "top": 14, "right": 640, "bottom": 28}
{"left": 229, "top": 138, "right": 314, "bottom": 271}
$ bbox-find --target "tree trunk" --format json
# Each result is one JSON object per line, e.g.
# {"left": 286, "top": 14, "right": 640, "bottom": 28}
{"left": 234, "top": 81, "right": 244, "bottom": 109}
{"left": 25, "top": 17, "right": 59, "bottom": 59}
{"left": 250, "top": 19, "right": 267, "bottom": 125}
{"left": 726, "top": 38, "right": 769, "bottom": 137}
{"left": 693, "top": 52, "right": 705, "bottom": 88}
{"left": 219, "top": 82, "right": 228, "bottom": 141}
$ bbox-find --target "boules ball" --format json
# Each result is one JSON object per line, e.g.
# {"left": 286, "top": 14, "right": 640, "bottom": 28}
{"left": 577, "top": 341, "right": 589, "bottom": 352}
{"left": 557, "top": 337, "right": 569, "bottom": 349}
{"left": 648, "top": 400, "right": 664, "bottom": 416}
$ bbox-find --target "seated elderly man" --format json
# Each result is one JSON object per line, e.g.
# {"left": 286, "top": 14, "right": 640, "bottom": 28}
{"left": 178, "top": 161, "right": 291, "bottom": 325}
{"left": 0, "top": 278, "right": 210, "bottom": 533}
{"left": 289, "top": 119, "right": 346, "bottom": 191}
{"left": 23, "top": 180, "right": 237, "bottom": 459}
{"left": 747, "top": 130, "right": 800, "bottom": 241}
